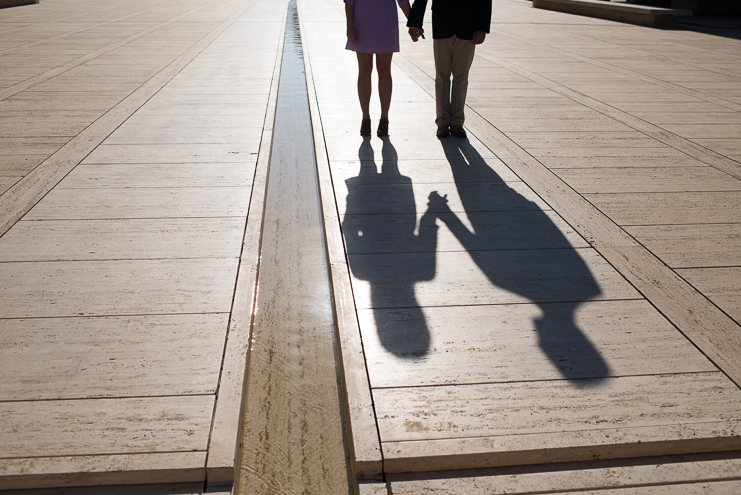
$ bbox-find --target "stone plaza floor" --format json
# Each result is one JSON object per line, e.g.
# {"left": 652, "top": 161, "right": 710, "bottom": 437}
{"left": 1, "top": 0, "right": 740, "bottom": 493}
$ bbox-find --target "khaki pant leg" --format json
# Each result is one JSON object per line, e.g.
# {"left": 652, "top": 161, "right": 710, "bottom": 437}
{"left": 450, "top": 37, "right": 475, "bottom": 127}
{"left": 433, "top": 37, "right": 454, "bottom": 127}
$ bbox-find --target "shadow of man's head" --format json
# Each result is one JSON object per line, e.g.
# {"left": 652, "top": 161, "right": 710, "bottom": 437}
{"left": 436, "top": 138, "right": 610, "bottom": 384}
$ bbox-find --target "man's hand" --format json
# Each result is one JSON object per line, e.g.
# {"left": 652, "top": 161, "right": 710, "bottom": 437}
{"left": 472, "top": 31, "right": 486, "bottom": 45}
{"left": 408, "top": 27, "right": 425, "bottom": 42}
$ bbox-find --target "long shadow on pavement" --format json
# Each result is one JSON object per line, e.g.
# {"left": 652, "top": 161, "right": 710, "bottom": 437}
{"left": 342, "top": 137, "right": 437, "bottom": 359}
{"left": 341, "top": 136, "right": 609, "bottom": 384}
{"left": 435, "top": 138, "right": 610, "bottom": 384}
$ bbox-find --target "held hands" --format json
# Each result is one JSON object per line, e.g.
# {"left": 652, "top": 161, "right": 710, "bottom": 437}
{"left": 472, "top": 31, "right": 486, "bottom": 45}
{"left": 408, "top": 27, "right": 425, "bottom": 42}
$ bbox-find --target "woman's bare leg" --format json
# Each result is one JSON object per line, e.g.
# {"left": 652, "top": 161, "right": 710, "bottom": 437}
{"left": 357, "top": 53, "right": 373, "bottom": 120}
{"left": 376, "top": 53, "right": 393, "bottom": 120}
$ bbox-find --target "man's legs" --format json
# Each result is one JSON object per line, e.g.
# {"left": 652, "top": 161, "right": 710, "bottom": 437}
{"left": 449, "top": 37, "right": 475, "bottom": 127}
{"left": 433, "top": 36, "right": 476, "bottom": 128}
{"left": 433, "top": 37, "right": 454, "bottom": 127}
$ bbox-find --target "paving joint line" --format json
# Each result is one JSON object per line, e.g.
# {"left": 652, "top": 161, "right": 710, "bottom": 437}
{"left": 395, "top": 50, "right": 741, "bottom": 389}
{"left": 0, "top": 0, "right": 259, "bottom": 239}
{"left": 0, "top": 0, "right": 193, "bottom": 56}
{"left": 487, "top": 26, "right": 741, "bottom": 113}
{"left": 474, "top": 51, "right": 741, "bottom": 181}
{"left": 0, "top": 0, "right": 229, "bottom": 102}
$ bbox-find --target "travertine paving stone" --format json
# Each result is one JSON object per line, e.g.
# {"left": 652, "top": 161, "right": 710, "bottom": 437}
{"left": 554, "top": 166, "right": 740, "bottom": 193}
{"left": 23, "top": 187, "right": 250, "bottom": 220}
{"left": 626, "top": 224, "right": 741, "bottom": 268}
{"left": 0, "top": 258, "right": 238, "bottom": 318}
{"left": 0, "top": 315, "right": 228, "bottom": 400}
{"left": 2, "top": 0, "right": 741, "bottom": 489}
{"left": 58, "top": 163, "right": 255, "bottom": 189}
{"left": 678, "top": 267, "right": 741, "bottom": 324}
{"left": 375, "top": 372, "right": 741, "bottom": 442}
{"left": 586, "top": 192, "right": 741, "bottom": 225}
{"left": 0, "top": 218, "right": 245, "bottom": 261}
{"left": 0, "top": 0, "right": 283, "bottom": 488}
{"left": 301, "top": 0, "right": 741, "bottom": 480}
{"left": 0, "top": 395, "right": 214, "bottom": 457}
{"left": 360, "top": 300, "right": 715, "bottom": 388}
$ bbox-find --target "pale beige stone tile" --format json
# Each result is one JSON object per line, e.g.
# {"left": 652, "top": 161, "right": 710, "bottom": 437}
{"left": 330, "top": 158, "right": 519, "bottom": 184}
{"left": 0, "top": 314, "right": 227, "bottom": 400}
{"left": 0, "top": 175, "right": 19, "bottom": 193}
{"left": 387, "top": 458, "right": 741, "bottom": 494}
{"left": 358, "top": 483, "right": 388, "bottom": 495}
{"left": 626, "top": 224, "right": 741, "bottom": 268}
{"left": 24, "top": 186, "right": 250, "bottom": 220}
{"left": 678, "top": 267, "right": 741, "bottom": 324}
{"left": 487, "top": 117, "right": 631, "bottom": 133}
{"left": 0, "top": 258, "right": 238, "bottom": 318}
{"left": 360, "top": 300, "right": 714, "bottom": 388}
{"left": 60, "top": 163, "right": 255, "bottom": 189}
{"left": 658, "top": 124, "right": 741, "bottom": 139}
{"left": 692, "top": 139, "right": 741, "bottom": 154}
{"left": 585, "top": 192, "right": 741, "bottom": 226}
{"left": 0, "top": 482, "right": 205, "bottom": 495}
{"left": 531, "top": 147, "right": 687, "bottom": 158}
{"left": 0, "top": 137, "right": 67, "bottom": 155}
{"left": 349, "top": 248, "right": 640, "bottom": 310}
{"left": 0, "top": 218, "right": 245, "bottom": 261}
{"left": 82, "top": 143, "right": 258, "bottom": 164}
{"left": 337, "top": 180, "right": 549, "bottom": 217}
{"left": 374, "top": 372, "right": 741, "bottom": 442}
{"left": 505, "top": 131, "right": 660, "bottom": 150}
{"left": 103, "top": 126, "right": 263, "bottom": 145}
{"left": 613, "top": 101, "right": 733, "bottom": 114}
{"left": 0, "top": 395, "right": 214, "bottom": 458}
{"left": 0, "top": 122, "right": 85, "bottom": 138}
{"left": 554, "top": 167, "right": 740, "bottom": 193}
{"left": 541, "top": 155, "right": 705, "bottom": 169}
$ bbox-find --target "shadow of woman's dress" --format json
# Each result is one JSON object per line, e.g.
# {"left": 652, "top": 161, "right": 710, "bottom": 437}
{"left": 341, "top": 138, "right": 437, "bottom": 358}
{"left": 432, "top": 138, "right": 610, "bottom": 384}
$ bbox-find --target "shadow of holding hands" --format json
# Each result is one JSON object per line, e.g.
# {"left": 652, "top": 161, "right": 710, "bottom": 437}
{"left": 342, "top": 136, "right": 610, "bottom": 384}
{"left": 342, "top": 137, "right": 437, "bottom": 359}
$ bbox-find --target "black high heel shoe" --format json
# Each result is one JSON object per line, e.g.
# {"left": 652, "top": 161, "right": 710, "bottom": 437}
{"left": 377, "top": 118, "right": 388, "bottom": 137}
{"left": 360, "top": 118, "right": 371, "bottom": 136}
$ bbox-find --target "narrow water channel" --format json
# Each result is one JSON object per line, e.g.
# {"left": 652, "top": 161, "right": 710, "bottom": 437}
{"left": 235, "top": 0, "right": 354, "bottom": 493}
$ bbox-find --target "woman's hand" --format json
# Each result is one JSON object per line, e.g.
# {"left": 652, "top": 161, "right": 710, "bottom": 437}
{"left": 347, "top": 25, "right": 357, "bottom": 44}
{"left": 401, "top": 2, "right": 411, "bottom": 20}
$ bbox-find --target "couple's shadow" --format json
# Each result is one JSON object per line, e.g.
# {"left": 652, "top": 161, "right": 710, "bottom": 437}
{"left": 341, "top": 137, "right": 609, "bottom": 384}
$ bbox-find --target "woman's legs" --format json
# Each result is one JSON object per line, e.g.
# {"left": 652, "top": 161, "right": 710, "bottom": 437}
{"left": 357, "top": 53, "right": 373, "bottom": 120}
{"left": 376, "top": 53, "right": 393, "bottom": 120}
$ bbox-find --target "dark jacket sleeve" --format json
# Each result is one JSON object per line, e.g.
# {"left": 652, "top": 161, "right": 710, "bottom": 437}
{"left": 475, "top": 0, "right": 492, "bottom": 34}
{"left": 406, "top": 0, "right": 428, "bottom": 29}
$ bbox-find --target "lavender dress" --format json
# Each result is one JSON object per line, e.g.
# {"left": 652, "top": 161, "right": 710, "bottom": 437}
{"left": 345, "top": 0, "right": 409, "bottom": 54}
